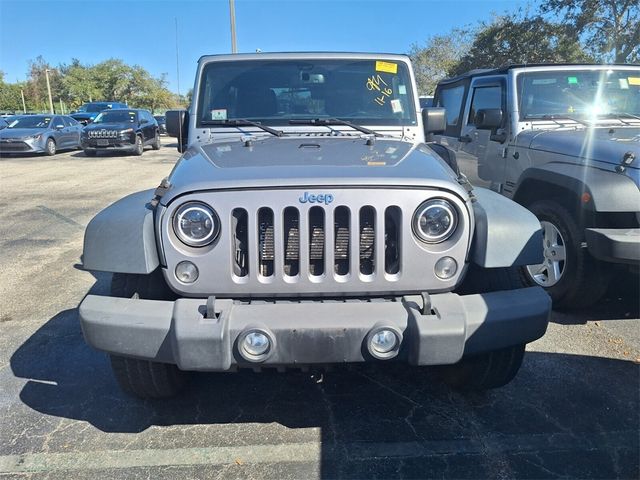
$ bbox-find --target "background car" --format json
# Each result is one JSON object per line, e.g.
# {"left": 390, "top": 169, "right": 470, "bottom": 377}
{"left": 154, "top": 115, "right": 167, "bottom": 134}
{"left": 70, "top": 101, "right": 128, "bottom": 125}
{"left": 0, "top": 114, "right": 82, "bottom": 155}
{"left": 81, "top": 108, "right": 160, "bottom": 156}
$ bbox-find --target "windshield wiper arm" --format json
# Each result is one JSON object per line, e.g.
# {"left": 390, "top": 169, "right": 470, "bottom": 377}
{"left": 540, "top": 114, "right": 591, "bottom": 126}
{"left": 201, "top": 119, "right": 283, "bottom": 137}
{"left": 289, "top": 118, "right": 381, "bottom": 137}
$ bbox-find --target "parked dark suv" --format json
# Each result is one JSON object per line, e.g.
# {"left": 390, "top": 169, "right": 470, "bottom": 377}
{"left": 70, "top": 101, "right": 128, "bottom": 125}
{"left": 81, "top": 109, "right": 160, "bottom": 156}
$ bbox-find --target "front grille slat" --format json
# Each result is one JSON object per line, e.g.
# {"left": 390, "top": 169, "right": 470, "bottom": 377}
{"left": 230, "top": 201, "right": 404, "bottom": 285}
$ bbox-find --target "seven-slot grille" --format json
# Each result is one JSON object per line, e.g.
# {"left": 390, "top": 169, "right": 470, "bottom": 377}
{"left": 231, "top": 205, "right": 402, "bottom": 281}
{"left": 88, "top": 129, "right": 119, "bottom": 138}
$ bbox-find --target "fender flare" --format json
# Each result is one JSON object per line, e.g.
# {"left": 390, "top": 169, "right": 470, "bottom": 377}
{"left": 82, "top": 189, "right": 160, "bottom": 274}
{"left": 471, "top": 188, "right": 543, "bottom": 268}
{"left": 513, "top": 163, "right": 640, "bottom": 212}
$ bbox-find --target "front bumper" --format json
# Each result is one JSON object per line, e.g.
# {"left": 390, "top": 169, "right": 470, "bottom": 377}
{"left": 79, "top": 287, "right": 550, "bottom": 371}
{"left": 0, "top": 139, "right": 44, "bottom": 154}
{"left": 586, "top": 228, "right": 640, "bottom": 264}
{"left": 82, "top": 138, "right": 135, "bottom": 152}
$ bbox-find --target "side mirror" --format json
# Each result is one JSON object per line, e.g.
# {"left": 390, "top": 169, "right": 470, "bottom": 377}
{"left": 474, "top": 108, "right": 503, "bottom": 130}
{"left": 55, "top": 124, "right": 64, "bottom": 130}
{"left": 166, "top": 109, "right": 188, "bottom": 152}
{"left": 422, "top": 107, "right": 446, "bottom": 140}
{"left": 140, "top": 118, "right": 148, "bottom": 124}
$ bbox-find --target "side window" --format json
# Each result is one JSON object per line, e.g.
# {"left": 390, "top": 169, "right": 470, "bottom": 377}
{"left": 67, "top": 117, "right": 79, "bottom": 126}
{"left": 436, "top": 84, "right": 466, "bottom": 136}
{"left": 468, "top": 86, "right": 502, "bottom": 125}
{"left": 52, "top": 116, "right": 64, "bottom": 128}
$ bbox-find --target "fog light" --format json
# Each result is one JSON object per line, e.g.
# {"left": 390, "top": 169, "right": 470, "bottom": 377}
{"left": 366, "top": 326, "right": 402, "bottom": 360}
{"left": 243, "top": 332, "right": 270, "bottom": 356}
{"left": 435, "top": 256, "right": 457, "bottom": 279}
{"left": 175, "top": 261, "right": 199, "bottom": 283}
{"left": 371, "top": 329, "right": 398, "bottom": 354}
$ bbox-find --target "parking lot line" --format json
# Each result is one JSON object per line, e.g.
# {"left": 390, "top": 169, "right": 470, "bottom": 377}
{"left": 1, "top": 430, "right": 636, "bottom": 473}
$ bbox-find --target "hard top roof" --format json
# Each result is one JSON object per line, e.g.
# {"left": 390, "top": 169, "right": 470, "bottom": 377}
{"left": 438, "top": 63, "right": 639, "bottom": 85}
{"left": 198, "top": 51, "right": 411, "bottom": 64}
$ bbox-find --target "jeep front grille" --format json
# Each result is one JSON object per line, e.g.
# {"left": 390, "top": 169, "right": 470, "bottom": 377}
{"left": 162, "top": 188, "right": 471, "bottom": 297}
{"left": 231, "top": 204, "right": 402, "bottom": 280}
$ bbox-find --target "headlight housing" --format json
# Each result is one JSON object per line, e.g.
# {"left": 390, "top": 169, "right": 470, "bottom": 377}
{"left": 412, "top": 199, "right": 458, "bottom": 243}
{"left": 172, "top": 202, "right": 219, "bottom": 247}
{"left": 26, "top": 134, "right": 42, "bottom": 141}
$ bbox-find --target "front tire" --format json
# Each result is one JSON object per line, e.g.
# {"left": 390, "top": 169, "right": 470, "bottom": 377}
{"left": 439, "top": 344, "right": 526, "bottom": 390}
{"left": 523, "top": 201, "right": 610, "bottom": 308}
{"left": 133, "top": 135, "right": 144, "bottom": 156}
{"left": 110, "top": 355, "right": 187, "bottom": 399}
{"left": 45, "top": 138, "right": 56, "bottom": 156}
{"left": 109, "top": 270, "right": 186, "bottom": 398}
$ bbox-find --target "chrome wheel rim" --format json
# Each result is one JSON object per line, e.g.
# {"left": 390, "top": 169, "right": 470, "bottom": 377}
{"left": 47, "top": 140, "right": 55, "bottom": 154}
{"left": 526, "top": 220, "right": 567, "bottom": 287}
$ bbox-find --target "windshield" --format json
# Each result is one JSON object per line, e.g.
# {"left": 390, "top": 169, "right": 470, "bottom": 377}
{"left": 197, "top": 59, "right": 417, "bottom": 127}
{"left": 78, "top": 103, "right": 110, "bottom": 113}
{"left": 517, "top": 69, "right": 640, "bottom": 120}
{"left": 7, "top": 116, "right": 52, "bottom": 128}
{"left": 92, "top": 110, "right": 137, "bottom": 124}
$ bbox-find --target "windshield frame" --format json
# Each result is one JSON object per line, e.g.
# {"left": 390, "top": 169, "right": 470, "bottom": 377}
{"left": 195, "top": 57, "right": 418, "bottom": 129}
{"left": 515, "top": 67, "right": 640, "bottom": 121}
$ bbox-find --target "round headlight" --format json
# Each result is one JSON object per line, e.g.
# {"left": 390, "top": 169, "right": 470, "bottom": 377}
{"left": 173, "top": 202, "right": 219, "bottom": 247}
{"left": 413, "top": 199, "right": 458, "bottom": 243}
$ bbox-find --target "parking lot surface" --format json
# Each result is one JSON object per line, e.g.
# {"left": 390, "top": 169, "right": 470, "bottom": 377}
{"left": 0, "top": 140, "right": 638, "bottom": 479}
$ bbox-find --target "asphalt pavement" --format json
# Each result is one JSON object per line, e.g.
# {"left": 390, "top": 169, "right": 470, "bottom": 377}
{"left": 0, "top": 139, "right": 638, "bottom": 479}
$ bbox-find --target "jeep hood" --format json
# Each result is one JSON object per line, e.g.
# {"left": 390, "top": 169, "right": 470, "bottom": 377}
{"left": 515, "top": 127, "right": 640, "bottom": 168}
{"left": 162, "top": 136, "right": 463, "bottom": 204}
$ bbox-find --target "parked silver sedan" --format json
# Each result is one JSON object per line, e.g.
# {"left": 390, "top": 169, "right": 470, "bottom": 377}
{"left": 0, "top": 115, "right": 82, "bottom": 156}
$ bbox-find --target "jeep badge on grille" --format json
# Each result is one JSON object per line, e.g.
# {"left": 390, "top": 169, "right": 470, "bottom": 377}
{"left": 299, "top": 192, "right": 334, "bottom": 205}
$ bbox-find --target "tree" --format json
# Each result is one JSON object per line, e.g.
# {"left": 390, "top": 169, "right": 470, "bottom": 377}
{"left": 541, "top": 0, "right": 639, "bottom": 63}
{"left": 452, "top": 15, "right": 593, "bottom": 75}
{"left": 0, "top": 72, "right": 25, "bottom": 112}
{"left": 409, "top": 29, "right": 471, "bottom": 95}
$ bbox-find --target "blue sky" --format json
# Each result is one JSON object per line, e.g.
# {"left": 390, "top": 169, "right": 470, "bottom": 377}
{"left": 0, "top": 0, "right": 535, "bottom": 93}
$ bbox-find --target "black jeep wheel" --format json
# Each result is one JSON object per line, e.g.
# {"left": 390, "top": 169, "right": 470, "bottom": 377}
{"left": 456, "top": 264, "right": 527, "bottom": 295}
{"left": 439, "top": 343, "right": 526, "bottom": 390}
{"left": 152, "top": 131, "right": 161, "bottom": 150}
{"left": 110, "top": 356, "right": 187, "bottom": 399}
{"left": 523, "top": 200, "right": 610, "bottom": 309}
{"left": 109, "top": 270, "right": 186, "bottom": 398}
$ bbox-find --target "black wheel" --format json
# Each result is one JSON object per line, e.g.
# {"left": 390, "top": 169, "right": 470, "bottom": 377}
{"left": 110, "top": 270, "right": 186, "bottom": 398}
{"left": 152, "top": 131, "right": 161, "bottom": 150}
{"left": 111, "top": 269, "right": 177, "bottom": 300}
{"left": 110, "top": 355, "right": 187, "bottom": 399}
{"left": 45, "top": 138, "right": 56, "bottom": 156}
{"left": 522, "top": 200, "right": 611, "bottom": 308}
{"left": 133, "top": 135, "right": 144, "bottom": 156}
{"left": 439, "top": 343, "right": 526, "bottom": 390}
{"left": 456, "top": 264, "right": 526, "bottom": 295}
{"left": 84, "top": 149, "right": 96, "bottom": 157}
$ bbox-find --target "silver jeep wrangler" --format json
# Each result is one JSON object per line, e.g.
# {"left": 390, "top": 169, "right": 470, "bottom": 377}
{"left": 79, "top": 53, "right": 550, "bottom": 398}
{"left": 432, "top": 64, "right": 640, "bottom": 308}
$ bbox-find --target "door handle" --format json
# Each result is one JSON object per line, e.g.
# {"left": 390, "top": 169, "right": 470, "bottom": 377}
{"left": 458, "top": 135, "right": 472, "bottom": 143}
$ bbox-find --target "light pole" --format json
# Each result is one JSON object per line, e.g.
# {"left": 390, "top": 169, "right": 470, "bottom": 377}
{"left": 229, "top": 0, "right": 237, "bottom": 53}
{"left": 45, "top": 68, "right": 54, "bottom": 114}
{"left": 20, "top": 89, "right": 26, "bottom": 113}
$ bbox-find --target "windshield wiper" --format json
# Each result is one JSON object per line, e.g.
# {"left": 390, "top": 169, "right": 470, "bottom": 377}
{"left": 201, "top": 119, "right": 283, "bottom": 137}
{"left": 289, "top": 118, "right": 382, "bottom": 137}
{"left": 538, "top": 114, "right": 591, "bottom": 126}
